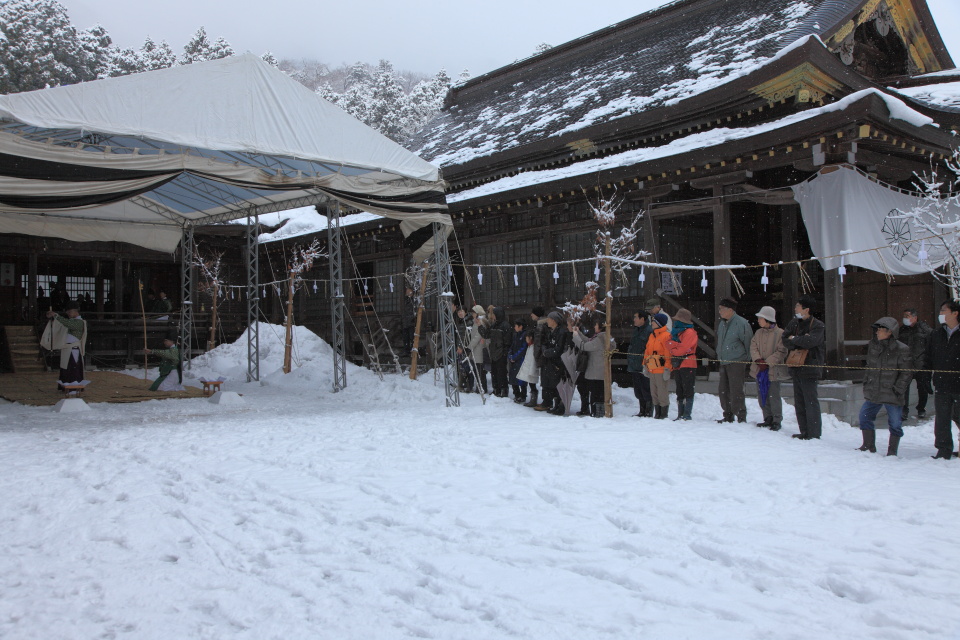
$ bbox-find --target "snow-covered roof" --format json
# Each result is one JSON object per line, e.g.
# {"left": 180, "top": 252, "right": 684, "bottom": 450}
{"left": 409, "top": 0, "right": 835, "bottom": 168}
{"left": 447, "top": 89, "right": 937, "bottom": 205}
{"left": 256, "top": 208, "right": 382, "bottom": 243}
{"left": 895, "top": 80, "right": 960, "bottom": 111}
{"left": 409, "top": 0, "right": 954, "bottom": 171}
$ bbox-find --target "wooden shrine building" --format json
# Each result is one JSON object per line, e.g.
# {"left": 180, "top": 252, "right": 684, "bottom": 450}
{"left": 397, "top": 0, "right": 960, "bottom": 374}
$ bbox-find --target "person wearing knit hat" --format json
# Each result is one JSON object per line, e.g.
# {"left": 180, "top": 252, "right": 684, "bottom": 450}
{"left": 644, "top": 311, "right": 673, "bottom": 419}
{"left": 715, "top": 297, "right": 753, "bottom": 424}
{"left": 666, "top": 308, "right": 698, "bottom": 420}
{"left": 750, "top": 306, "right": 788, "bottom": 430}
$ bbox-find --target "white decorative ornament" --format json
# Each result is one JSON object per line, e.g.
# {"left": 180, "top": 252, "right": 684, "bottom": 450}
{"left": 761, "top": 264, "right": 769, "bottom": 292}
{"left": 594, "top": 259, "right": 601, "bottom": 280}
{"left": 389, "top": 276, "right": 394, "bottom": 293}
{"left": 513, "top": 266, "right": 519, "bottom": 287}
{"left": 312, "top": 281, "right": 318, "bottom": 293}
{"left": 839, "top": 255, "right": 847, "bottom": 283}
{"left": 477, "top": 266, "right": 483, "bottom": 286}
{"left": 701, "top": 269, "right": 708, "bottom": 294}
{"left": 363, "top": 278, "right": 369, "bottom": 295}
{"left": 918, "top": 239, "right": 928, "bottom": 265}
{"left": 553, "top": 263, "right": 559, "bottom": 283}
{"left": 639, "top": 265, "right": 645, "bottom": 284}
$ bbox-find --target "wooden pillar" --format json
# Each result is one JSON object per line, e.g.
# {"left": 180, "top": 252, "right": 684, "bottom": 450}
{"left": 823, "top": 267, "right": 846, "bottom": 378}
{"left": 114, "top": 258, "right": 124, "bottom": 314}
{"left": 28, "top": 252, "right": 37, "bottom": 320}
{"left": 643, "top": 197, "right": 659, "bottom": 298}
{"left": 543, "top": 227, "right": 555, "bottom": 308}
{"left": 713, "top": 187, "right": 731, "bottom": 307}
{"left": 781, "top": 205, "right": 799, "bottom": 320}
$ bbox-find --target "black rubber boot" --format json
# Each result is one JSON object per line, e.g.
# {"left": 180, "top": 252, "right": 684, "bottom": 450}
{"left": 660, "top": 405, "right": 670, "bottom": 420}
{"left": 756, "top": 417, "right": 773, "bottom": 428}
{"left": 886, "top": 434, "right": 900, "bottom": 457}
{"left": 857, "top": 429, "right": 877, "bottom": 453}
{"left": 768, "top": 422, "right": 781, "bottom": 431}
{"left": 524, "top": 390, "right": 539, "bottom": 408}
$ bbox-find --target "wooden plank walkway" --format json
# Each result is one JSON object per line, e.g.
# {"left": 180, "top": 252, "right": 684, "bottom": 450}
{"left": 0, "top": 371, "right": 206, "bottom": 406}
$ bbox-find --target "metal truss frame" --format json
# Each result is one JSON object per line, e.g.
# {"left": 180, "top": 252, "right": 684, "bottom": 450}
{"left": 246, "top": 215, "right": 260, "bottom": 382}
{"left": 328, "top": 202, "right": 347, "bottom": 392}
{"left": 433, "top": 223, "right": 460, "bottom": 407}
{"left": 178, "top": 225, "right": 195, "bottom": 371}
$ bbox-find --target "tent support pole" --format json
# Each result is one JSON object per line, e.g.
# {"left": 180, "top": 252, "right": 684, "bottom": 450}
{"left": 433, "top": 223, "right": 459, "bottom": 407}
{"left": 246, "top": 215, "right": 260, "bottom": 382}
{"left": 328, "top": 202, "right": 347, "bottom": 393}
{"left": 179, "top": 226, "right": 195, "bottom": 372}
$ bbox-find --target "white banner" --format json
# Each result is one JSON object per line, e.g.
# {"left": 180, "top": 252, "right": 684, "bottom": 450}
{"left": 791, "top": 165, "right": 959, "bottom": 275}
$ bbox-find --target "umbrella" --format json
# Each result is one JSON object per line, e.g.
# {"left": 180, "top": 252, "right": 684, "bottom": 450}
{"left": 559, "top": 348, "right": 580, "bottom": 416}
{"left": 756, "top": 368, "right": 770, "bottom": 408}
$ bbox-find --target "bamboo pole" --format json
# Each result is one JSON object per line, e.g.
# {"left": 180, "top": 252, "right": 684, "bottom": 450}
{"left": 409, "top": 264, "right": 430, "bottom": 380}
{"left": 283, "top": 269, "right": 295, "bottom": 374}
{"left": 603, "top": 235, "right": 613, "bottom": 418}
{"left": 138, "top": 280, "right": 147, "bottom": 381}
{"left": 208, "top": 281, "right": 218, "bottom": 351}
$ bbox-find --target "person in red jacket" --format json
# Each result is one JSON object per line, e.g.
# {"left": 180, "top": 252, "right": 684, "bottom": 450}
{"left": 666, "top": 308, "right": 698, "bottom": 420}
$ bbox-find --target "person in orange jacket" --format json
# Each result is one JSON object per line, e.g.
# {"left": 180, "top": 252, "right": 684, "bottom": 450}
{"left": 643, "top": 312, "right": 673, "bottom": 419}
{"left": 666, "top": 308, "right": 698, "bottom": 421}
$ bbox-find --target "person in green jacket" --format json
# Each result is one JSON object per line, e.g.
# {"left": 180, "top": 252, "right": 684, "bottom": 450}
{"left": 146, "top": 334, "right": 183, "bottom": 392}
{"left": 715, "top": 297, "right": 754, "bottom": 423}
{"left": 627, "top": 310, "right": 653, "bottom": 417}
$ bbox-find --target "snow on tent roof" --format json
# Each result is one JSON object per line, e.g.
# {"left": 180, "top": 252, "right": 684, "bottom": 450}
{"left": 0, "top": 54, "right": 449, "bottom": 253}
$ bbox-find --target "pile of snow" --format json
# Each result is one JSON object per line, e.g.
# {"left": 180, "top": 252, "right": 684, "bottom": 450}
{"left": 4, "top": 328, "right": 960, "bottom": 638}
{"left": 254, "top": 207, "right": 382, "bottom": 243}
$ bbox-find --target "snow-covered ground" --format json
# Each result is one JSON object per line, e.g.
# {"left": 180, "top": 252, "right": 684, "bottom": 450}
{"left": 2, "top": 326, "right": 959, "bottom": 639}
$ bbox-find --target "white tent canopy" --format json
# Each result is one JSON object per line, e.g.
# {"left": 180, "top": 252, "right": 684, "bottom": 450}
{"left": 0, "top": 54, "right": 449, "bottom": 256}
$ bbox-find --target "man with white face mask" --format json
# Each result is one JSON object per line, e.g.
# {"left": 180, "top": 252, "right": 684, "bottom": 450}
{"left": 782, "top": 295, "right": 825, "bottom": 440}
{"left": 900, "top": 308, "right": 932, "bottom": 419}
{"left": 926, "top": 300, "right": 960, "bottom": 460}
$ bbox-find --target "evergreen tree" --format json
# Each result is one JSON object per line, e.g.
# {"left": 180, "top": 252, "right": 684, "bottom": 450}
{"left": 140, "top": 36, "right": 177, "bottom": 71}
{"left": 80, "top": 23, "right": 113, "bottom": 79}
{"left": 180, "top": 27, "right": 213, "bottom": 64}
{"left": 0, "top": 0, "right": 99, "bottom": 93}
{"left": 367, "top": 59, "right": 407, "bottom": 140}
{"left": 104, "top": 46, "right": 143, "bottom": 77}
{"left": 261, "top": 51, "right": 279, "bottom": 67}
{"left": 209, "top": 37, "right": 233, "bottom": 60}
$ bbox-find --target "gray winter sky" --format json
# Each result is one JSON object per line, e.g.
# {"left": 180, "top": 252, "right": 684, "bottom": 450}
{"left": 59, "top": 0, "right": 960, "bottom": 78}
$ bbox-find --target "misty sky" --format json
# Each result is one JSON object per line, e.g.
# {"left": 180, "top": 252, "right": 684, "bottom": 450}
{"left": 58, "top": 0, "right": 960, "bottom": 78}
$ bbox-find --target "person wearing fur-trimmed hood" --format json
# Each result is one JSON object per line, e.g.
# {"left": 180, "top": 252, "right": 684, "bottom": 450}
{"left": 857, "top": 317, "right": 912, "bottom": 456}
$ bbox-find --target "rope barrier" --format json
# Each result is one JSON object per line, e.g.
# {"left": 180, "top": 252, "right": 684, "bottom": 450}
{"left": 604, "top": 349, "right": 948, "bottom": 374}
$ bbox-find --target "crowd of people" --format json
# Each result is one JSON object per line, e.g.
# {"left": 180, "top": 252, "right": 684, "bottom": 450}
{"left": 450, "top": 294, "right": 960, "bottom": 461}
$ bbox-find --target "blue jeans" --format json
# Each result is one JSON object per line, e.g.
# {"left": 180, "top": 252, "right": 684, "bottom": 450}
{"left": 859, "top": 401, "right": 903, "bottom": 438}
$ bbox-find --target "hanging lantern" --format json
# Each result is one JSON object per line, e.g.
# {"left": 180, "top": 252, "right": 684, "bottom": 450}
{"left": 761, "top": 264, "right": 769, "bottom": 292}
{"left": 513, "top": 266, "right": 519, "bottom": 287}
{"left": 477, "top": 266, "right": 483, "bottom": 286}
{"left": 701, "top": 269, "right": 708, "bottom": 294}
{"left": 639, "top": 265, "right": 645, "bottom": 284}
{"left": 553, "top": 263, "right": 559, "bottom": 283}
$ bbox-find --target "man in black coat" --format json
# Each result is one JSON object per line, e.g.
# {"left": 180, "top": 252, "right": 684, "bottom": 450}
{"left": 782, "top": 294, "right": 825, "bottom": 440}
{"left": 535, "top": 311, "right": 571, "bottom": 415}
{"left": 900, "top": 308, "right": 932, "bottom": 419}
{"left": 926, "top": 299, "right": 960, "bottom": 460}
{"left": 480, "top": 306, "right": 511, "bottom": 397}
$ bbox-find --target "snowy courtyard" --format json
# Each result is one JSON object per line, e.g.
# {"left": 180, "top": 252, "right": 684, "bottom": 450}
{"left": 2, "top": 327, "right": 959, "bottom": 639}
